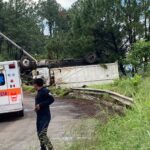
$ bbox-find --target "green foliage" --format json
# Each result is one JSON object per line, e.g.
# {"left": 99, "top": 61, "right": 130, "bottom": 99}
{"left": 0, "top": 54, "right": 9, "bottom": 61}
{"left": 143, "top": 64, "right": 150, "bottom": 77}
{"left": 90, "top": 75, "right": 141, "bottom": 97}
{"left": 127, "top": 40, "right": 150, "bottom": 72}
{"left": 46, "top": 35, "right": 64, "bottom": 59}
{"left": 64, "top": 35, "right": 94, "bottom": 58}
{"left": 46, "top": 0, "right": 150, "bottom": 64}
{"left": 1, "top": 0, "right": 149, "bottom": 64}
{"left": 0, "top": 0, "right": 46, "bottom": 60}
{"left": 38, "top": 0, "right": 61, "bottom": 36}
{"left": 22, "top": 85, "right": 35, "bottom": 93}
{"left": 131, "top": 74, "right": 142, "bottom": 86}
{"left": 50, "top": 87, "right": 70, "bottom": 97}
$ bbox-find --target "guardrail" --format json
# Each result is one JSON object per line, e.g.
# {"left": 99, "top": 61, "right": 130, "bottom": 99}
{"left": 71, "top": 88, "right": 134, "bottom": 107}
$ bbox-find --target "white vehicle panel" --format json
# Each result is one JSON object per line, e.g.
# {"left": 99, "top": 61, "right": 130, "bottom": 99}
{"left": 0, "top": 61, "right": 24, "bottom": 114}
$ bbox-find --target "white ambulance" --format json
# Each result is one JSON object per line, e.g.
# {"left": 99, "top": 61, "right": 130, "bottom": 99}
{"left": 0, "top": 61, "right": 24, "bottom": 116}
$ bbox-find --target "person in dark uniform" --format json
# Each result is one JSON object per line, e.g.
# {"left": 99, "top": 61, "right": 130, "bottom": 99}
{"left": 33, "top": 78, "right": 54, "bottom": 150}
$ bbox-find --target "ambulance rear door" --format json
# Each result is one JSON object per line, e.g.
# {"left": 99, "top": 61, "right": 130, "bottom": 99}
{"left": 5, "top": 62, "right": 22, "bottom": 105}
{"left": 0, "top": 65, "right": 9, "bottom": 105}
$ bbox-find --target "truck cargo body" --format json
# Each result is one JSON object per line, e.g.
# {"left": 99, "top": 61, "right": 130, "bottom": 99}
{"left": 50, "top": 62, "right": 119, "bottom": 88}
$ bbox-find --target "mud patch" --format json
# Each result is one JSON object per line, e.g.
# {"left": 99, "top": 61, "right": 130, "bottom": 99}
{"left": 58, "top": 98, "right": 118, "bottom": 123}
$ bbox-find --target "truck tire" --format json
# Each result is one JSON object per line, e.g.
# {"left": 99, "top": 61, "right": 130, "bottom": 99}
{"left": 20, "top": 56, "right": 36, "bottom": 70}
{"left": 85, "top": 52, "right": 97, "bottom": 64}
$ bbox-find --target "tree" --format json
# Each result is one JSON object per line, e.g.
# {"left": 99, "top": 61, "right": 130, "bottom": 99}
{"left": 55, "top": 0, "right": 149, "bottom": 64}
{"left": 141, "top": 0, "right": 150, "bottom": 40}
{"left": 46, "top": 34, "right": 64, "bottom": 59}
{"left": 0, "top": 0, "right": 46, "bottom": 60}
{"left": 38, "top": 0, "right": 61, "bottom": 37}
{"left": 127, "top": 41, "right": 150, "bottom": 72}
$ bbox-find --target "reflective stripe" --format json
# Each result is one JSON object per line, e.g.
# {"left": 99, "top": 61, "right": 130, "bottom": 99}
{"left": 0, "top": 88, "right": 21, "bottom": 97}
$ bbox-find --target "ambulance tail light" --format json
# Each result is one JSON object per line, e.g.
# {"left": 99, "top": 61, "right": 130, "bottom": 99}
{"left": 9, "top": 64, "right": 15, "bottom": 69}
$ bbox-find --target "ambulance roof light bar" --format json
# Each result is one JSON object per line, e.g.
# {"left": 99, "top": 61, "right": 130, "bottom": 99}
{"left": 9, "top": 64, "right": 15, "bottom": 69}
{"left": 0, "top": 32, "right": 37, "bottom": 63}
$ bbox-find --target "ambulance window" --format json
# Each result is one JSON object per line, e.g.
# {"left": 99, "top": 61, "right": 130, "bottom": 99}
{"left": 0, "top": 73, "right": 5, "bottom": 86}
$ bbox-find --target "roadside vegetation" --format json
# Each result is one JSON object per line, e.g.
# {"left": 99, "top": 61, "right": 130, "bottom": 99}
{"left": 90, "top": 74, "right": 142, "bottom": 97}
{"left": 66, "top": 65, "right": 150, "bottom": 150}
{"left": 22, "top": 84, "right": 69, "bottom": 98}
{"left": 50, "top": 87, "right": 70, "bottom": 97}
{"left": 22, "top": 85, "right": 35, "bottom": 93}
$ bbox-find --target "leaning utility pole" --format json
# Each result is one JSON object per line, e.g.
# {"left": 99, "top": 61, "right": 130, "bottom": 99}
{"left": 0, "top": 32, "right": 37, "bottom": 63}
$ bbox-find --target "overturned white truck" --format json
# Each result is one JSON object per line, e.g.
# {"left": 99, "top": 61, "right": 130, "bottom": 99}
{"left": 34, "top": 62, "right": 119, "bottom": 88}
{"left": 0, "top": 32, "right": 119, "bottom": 88}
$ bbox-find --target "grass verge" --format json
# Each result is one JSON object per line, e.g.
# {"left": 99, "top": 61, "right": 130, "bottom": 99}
{"left": 22, "top": 84, "right": 35, "bottom": 93}
{"left": 66, "top": 76, "right": 150, "bottom": 150}
{"left": 22, "top": 84, "right": 70, "bottom": 97}
{"left": 90, "top": 74, "right": 142, "bottom": 97}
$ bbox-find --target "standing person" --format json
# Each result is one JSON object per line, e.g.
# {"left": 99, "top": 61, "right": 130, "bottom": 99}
{"left": 33, "top": 78, "right": 54, "bottom": 150}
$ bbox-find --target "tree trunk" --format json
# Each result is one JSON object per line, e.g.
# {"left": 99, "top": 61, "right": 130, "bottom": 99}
{"left": 144, "top": 16, "right": 147, "bottom": 39}
{"left": 148, "top": 17, "right": 150, "bottom": 41}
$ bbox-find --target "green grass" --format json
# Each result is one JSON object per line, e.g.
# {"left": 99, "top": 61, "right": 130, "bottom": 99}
{"left": 90, "top": 75, "right": 142, "bottom": 97}
{"left": 22, "top": 85, "right": 36, "bottom": 93}
{"left": 22, "top": 84, "right": 70, "bottom": 97}
{"left": 66, "top": 76, "right": 150, "bottom": 150}
{"left": 49, "top": 87, "right": 70, "bottom": 97}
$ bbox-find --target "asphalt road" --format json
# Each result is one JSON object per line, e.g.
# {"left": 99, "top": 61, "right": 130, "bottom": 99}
{"left": 0, "top": 94, "right": 101, "bottom": 150}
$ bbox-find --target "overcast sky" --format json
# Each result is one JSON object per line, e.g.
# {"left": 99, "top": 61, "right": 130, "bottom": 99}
{"left": 56, "top": 0, "right": 77, "bottom": 9}
{"left": 3, "top": 0, "right": 77, "bottom": 9}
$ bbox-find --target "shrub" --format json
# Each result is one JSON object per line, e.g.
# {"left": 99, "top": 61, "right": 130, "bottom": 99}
{"left": 127, "top": 40, "right": 150, "bottom": 73}
{"left": 90, "top": 75, "right": 141, "bottom": 97}
{"left": 22, "top": 85, "right": 35, "bottom": 93}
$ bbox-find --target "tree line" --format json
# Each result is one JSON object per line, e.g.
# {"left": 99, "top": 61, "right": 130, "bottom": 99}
{"left": 0, "top": 0, "right": 149, "bottom": 71}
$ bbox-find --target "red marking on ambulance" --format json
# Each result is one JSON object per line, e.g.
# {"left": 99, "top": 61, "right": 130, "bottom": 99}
{"left": 0, "top": 91, "right": 7, "bottom": 96}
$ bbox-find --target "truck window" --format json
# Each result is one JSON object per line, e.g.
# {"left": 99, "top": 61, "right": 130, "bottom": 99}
{"left": 0, "top": 73, "right": 5, "bottom": 86}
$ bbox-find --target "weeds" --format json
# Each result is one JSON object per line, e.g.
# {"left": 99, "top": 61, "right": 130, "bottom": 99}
{"left": 22, "top": 85, "right": 70, "bottom": 97}
{"left": 22, "top": 85, "right": 35, "bottom": 93}
{"left": 50, "top": 87, "right": 70, "bottom": 97}
{"left": 90, "top": 75, "right": 141, "bottom": 97}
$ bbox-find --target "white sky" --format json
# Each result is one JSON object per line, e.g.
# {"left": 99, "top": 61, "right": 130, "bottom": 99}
{"left": 56, "top": 0, "right": 77, "bottom": 9}
{"left": 3, "top": 0, "right": 77, "bottom": 9}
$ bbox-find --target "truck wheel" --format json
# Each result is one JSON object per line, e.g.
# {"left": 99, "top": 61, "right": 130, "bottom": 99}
{"left": 18, "top": 110, "right": 24, "bottom": 117}
{"left": 20, "top": 56, "right": 36, "bottom": 70}
{"left": 85, "top": 52, "right": 97, "bottom": 64}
